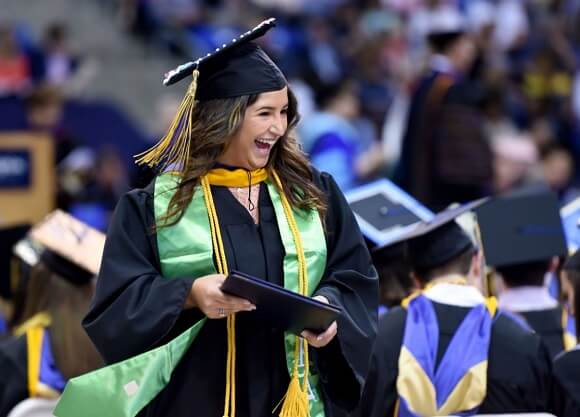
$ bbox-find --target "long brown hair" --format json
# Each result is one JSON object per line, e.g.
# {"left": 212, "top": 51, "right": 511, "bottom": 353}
{"left": 31, "top": 263, "right": 102, "bottom": 378}
{"left": 9, "top": 262, "right": 52, "bottom": 330}
{"left": 158, "top": 87, "right": 327, "bottom": 228}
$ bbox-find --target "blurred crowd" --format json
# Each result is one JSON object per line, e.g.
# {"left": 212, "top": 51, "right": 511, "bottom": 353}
{"left": 119, "top": 0, "right": 580, "bottom": 208}
{"left": 1, "top": 0, "right": 580, "bottom": 225}
{"left": 0, "top": 19, "right": 127, "bottom": 231}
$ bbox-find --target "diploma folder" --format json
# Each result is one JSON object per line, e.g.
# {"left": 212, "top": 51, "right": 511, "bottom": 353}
{"left": 221, "top": 270, "right": 341, "bottom": 335}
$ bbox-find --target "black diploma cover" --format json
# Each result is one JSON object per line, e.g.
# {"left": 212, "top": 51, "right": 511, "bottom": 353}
{"left": 221, "top": 270, "right": 341, "bottom": 334}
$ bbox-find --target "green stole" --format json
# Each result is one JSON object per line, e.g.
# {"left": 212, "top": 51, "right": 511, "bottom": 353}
{"left": 54, "top": 173, "right": 328, "bottom": 417}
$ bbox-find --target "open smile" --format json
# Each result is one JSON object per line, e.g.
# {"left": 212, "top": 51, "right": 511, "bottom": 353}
{"left": 254, "top": 138, "right": 277, "bottom": 153}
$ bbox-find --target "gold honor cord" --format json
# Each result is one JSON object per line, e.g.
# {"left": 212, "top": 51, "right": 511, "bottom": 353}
{"left": 201, "top": 171, "right": 313, "bottom": 417}
{"left": 201, "top": 176, "right": 236, "bottom": 417}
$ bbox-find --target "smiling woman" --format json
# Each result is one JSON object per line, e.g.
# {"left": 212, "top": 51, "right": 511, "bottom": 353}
{"left": 54, "top": 18, "right": 378, "bottom": 417}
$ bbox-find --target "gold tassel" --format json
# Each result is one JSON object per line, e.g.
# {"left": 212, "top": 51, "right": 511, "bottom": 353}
{"left": 278, "top": 336, "right": 310, "bottom": 417}
{"left": 134, "top": 69, "right": 200, "bottom": 172}
{"left": 279, "top": 369, "right": 309, "bottom": 417}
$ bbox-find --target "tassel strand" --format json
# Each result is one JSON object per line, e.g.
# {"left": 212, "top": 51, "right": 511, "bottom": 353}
{"left": 134, "top": 69, "right": 200, "bottom": 172}
{"left": 202, "top": 176, "right": 236, "bottom": 417}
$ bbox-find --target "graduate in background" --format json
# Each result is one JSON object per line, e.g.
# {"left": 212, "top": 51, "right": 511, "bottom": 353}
{"left": 0, "top": 211, "right": 104, "bottom": 416}
{"left": 344, "top": 179, "right": 434, "bottom": 315}
{"left": 372, "top": 242, "right": 414, "bottom": 316}
{"left": 60, "top": 19, "right": 378, "bottom": 417}
{"left": 553, "top": 249, "right": 580, "bottom": 416}
{"left": 477, "top": 190, "right": 573, "bottom": 358}
{"left": 393, "top": 9, "right": 493, "bottom": 210}
{"left": 355, "top": 201, "right": 553, "bottom": 417}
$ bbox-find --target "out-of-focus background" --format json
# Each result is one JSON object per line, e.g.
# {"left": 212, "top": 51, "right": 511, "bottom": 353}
{"left": 1, "top": 0, "right": 580, "bottom": 230}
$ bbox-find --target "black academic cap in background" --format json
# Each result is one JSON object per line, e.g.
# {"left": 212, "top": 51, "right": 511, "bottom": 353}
{"left": 29, "top": 210, "right": 106, "bottom": 285}
{"left": 425, "top": 8, "right": 466, "bottom": 52}
{"left": 163, "top": 18, "right": 286, "bottom": 99}
{"left": 476, "top": 190, "right": 567, "bottom": 268}
{"left": 0, "top": 224, "right": 30, "bottom": 299}
{"left": 373, "top": 199, "right": 486, "bottom": 271}
{"left": 345, "top": 179, "right": 434, "bottom": 250}
{"left": 427, "top": 32, "right": 465, "bottom": 53}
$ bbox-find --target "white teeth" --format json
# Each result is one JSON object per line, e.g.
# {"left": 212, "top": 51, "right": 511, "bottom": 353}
{"left": 256, "top": 138, "right": 275, "bottom": 145}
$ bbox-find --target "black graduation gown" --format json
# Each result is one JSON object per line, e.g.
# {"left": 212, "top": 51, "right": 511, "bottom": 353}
{"left": 553, "top": 349, "right": 580, "bottom": 417}
{"left": 519, "top": 307, "right": 566, "bottom": 359}
{"left": 83, "top": 170, "right": 378, "bottom": 417}
{"left": 354, "top": 303, "right": 554, "bottom": 417}
{"left": 0, "top": 336, "right": 28, "bottom": 417}
{"left": 393, "top": 71, "right": 492, "bottom": 210}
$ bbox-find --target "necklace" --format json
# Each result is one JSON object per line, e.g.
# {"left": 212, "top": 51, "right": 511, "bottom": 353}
{"left": 229, "top": 184, "right": 260, "bottom": 224}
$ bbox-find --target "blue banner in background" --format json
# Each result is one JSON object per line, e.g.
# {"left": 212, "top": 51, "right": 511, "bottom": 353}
{"left": 0, "top": 150, "right": 31, "bottom": 188}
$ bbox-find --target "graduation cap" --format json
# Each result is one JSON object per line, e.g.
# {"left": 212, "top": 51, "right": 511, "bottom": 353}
{"left": 0, "top": 224, "right": 31, "bottom": 299}
{"left": 28, "top": 210, "right": 106, "bottom": 285}
{"left": 372, "top": 199, "right": 487, "bottom": 272}
{"left": 561, "top": 196, "right": 580, "bottom": 253}
{"left": 345, "top": 179, "right": 434, "bottom": 249}
{"left": 136, "top": 18, "right": 286, "bottom": 172}
{"left": 425, "top": 8, "right": 466, "bottom": 52}
{"left": 476, "top": 190, "right": 567, "bottom": 268}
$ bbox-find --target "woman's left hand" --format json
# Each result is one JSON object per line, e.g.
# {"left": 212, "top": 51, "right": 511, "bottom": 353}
{"left": 300, "top": 295, "right": 338, "bottom": 348}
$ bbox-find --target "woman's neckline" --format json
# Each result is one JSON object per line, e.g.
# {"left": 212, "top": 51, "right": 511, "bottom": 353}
{"left": 212, "top": 162, "right": 248, "bottom": 171}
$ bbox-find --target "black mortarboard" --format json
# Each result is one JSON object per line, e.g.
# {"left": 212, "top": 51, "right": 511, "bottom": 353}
{"left": 136, "top": 18, "right": 287, "bottom": 172}
{"left": 0, "top": 224, "right": 30, "bottom": 299}
{"left": 476, "top": 190, "right": 567, "bottom": 268}
{"left": 428, "top": 32, "right": 464, "bottom": 52}
{"left": 372, "top": 199, "right": 487, "bottom": 271}
{"left": 425, "top": 9, "right": 466, "bottom": 53}
{"left": 162, "top": 18, "right": 284, "bottom": 90}
{"left": 345, "top": 179, "right": 434, "bottom": 250}
{"left": 29, "top": 210, "right": 106, "bottom": 285}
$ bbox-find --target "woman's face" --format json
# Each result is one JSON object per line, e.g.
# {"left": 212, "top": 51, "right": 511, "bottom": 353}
{"left": 218, "top": 86, "right": 288, "bottom": 170}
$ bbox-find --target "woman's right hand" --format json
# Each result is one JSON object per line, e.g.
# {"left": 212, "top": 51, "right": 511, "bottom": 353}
{"left": 186, "top": 274, "right": 256, "bottom": 319}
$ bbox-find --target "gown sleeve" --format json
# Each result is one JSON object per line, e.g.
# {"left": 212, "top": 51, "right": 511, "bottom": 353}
{"left": 82, "top": 187, "right": 195, "bottom": 364}
{"left": 552, "top": 350, "right": 580, "bottom": 417}
{"left": 352, "top": 308, "right": 405, "bottom": 417}
{"left": 311, "top": 171, "right": 379, "bottom": 412}
{"left": 0, "top": 336, "right": 28, "bottom": 417}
